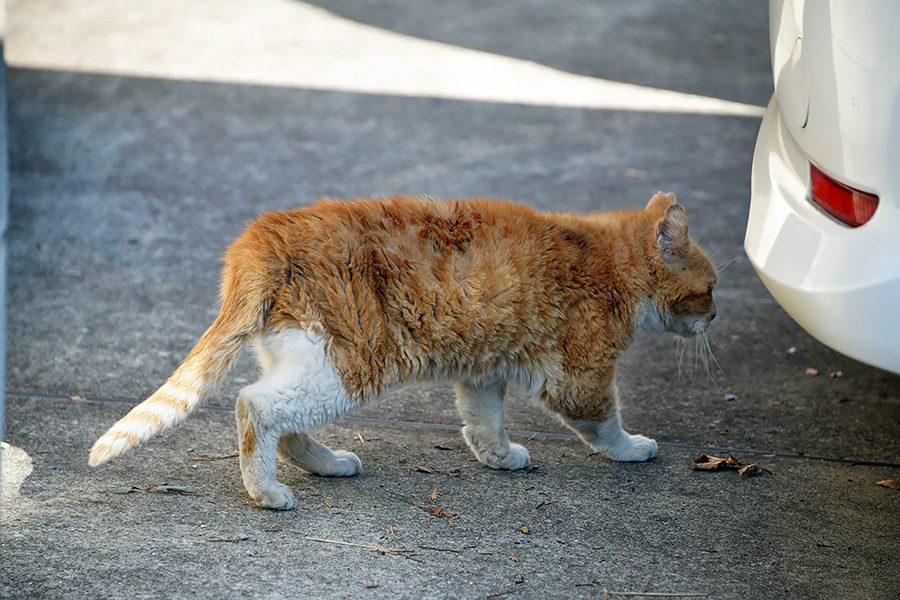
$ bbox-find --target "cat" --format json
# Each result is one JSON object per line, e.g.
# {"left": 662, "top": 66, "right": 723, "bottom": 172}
{"left": 89, "top": 191, "right": 717, "bottom": 510}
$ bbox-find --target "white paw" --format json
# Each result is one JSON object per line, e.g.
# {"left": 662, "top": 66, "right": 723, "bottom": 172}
{"left": 253, "top": 482, "right": 296, "bottom": 510}
{"left": 474, "top": 442, "right": 531, "bottom": 470}
{"left": 462, "top": 426, "right": 531, "bottom": 470}
{"left": 498, "top": 443, "right": 531, "bottom": 470}
{"left": 605, "top": 434, "right": 658, "bottom": 462}
{"left": 324, "top": 450, "right": 362, "bottom": 477}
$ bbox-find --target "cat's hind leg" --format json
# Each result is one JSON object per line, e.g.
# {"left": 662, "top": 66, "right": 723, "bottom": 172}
{"left": 236, "top": 326, "right": 358, "bottom": 510}
{"left": 454, "top": 380, "right": 530, "bottom": 470}
{"left": 235, "top": 385, "right": 295, "bottom": 510}
{"left": 277, "top": 432, "right": 362, "bottom": 477}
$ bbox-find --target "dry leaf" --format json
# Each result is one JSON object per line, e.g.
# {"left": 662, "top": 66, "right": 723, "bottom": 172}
{"left": 738, "top": 464, "right": 772, "bottom": 477}
{"left": 431, "top": 486, "right": 440, "bottom": 503}
{"left": 414, "top": 466, "right": 433, "bottom": 474}
{"left": 693, "top": 455, "right": 771, "bottom": 477}
{"left": 692, "top": 455, "right": 729, "bottom": 470}
{"left": 520, "top": 525, "right": 532, "bottom": 535}
{"left": 877, "top": 479, "right": 900, "bottom": 490}
{"left": 427, "top": 507, "right": 456, "bottom": 518}
{"left": 805, "top": 367, "right": 819, "bottom": 376}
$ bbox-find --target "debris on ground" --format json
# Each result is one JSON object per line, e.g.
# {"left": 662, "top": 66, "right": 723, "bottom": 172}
{"left": 692, "top": 455, "right": 772, "bottom": 477}
{"left": 151, "top": 485, "right": 200, "bottom": 495}
{"left": 209, "top": 535, "right": 250, "bottom": 543}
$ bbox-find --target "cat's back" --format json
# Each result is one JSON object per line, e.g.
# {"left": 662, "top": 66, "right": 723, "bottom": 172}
{"left": 243, "top": 195, "right": 562, "bottom": 276}
{"left": 256, "top": 195, "right": 542, "bottom": 247}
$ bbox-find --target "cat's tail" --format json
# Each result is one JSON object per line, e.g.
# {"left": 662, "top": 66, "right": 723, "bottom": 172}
{"left": 88, "top": 241, "right": 272, "bottom": 467}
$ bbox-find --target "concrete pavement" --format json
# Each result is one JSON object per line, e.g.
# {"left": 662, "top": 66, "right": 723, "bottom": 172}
{"left": 3, "top": 1, "right": 899, "bottom": 598}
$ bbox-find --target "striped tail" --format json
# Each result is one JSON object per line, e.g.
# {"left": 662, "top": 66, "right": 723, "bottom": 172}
{"left": 89, "top": 241, "right": 272, "bottom": 467}
{"left": 88, "top": 315, "right": 249, "bottom": 466}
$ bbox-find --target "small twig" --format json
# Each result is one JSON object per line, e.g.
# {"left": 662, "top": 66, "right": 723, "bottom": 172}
{"left": 427, "top": 466, "right": 458, "bottom": 476}
{"left": 304, "top": 536, "right": 425, "bottom": 564}
{"left": 485, "top": 586, "right": 526, "bottom": 599}
{"left": 385, "top": 488, "right": 426, "bottom": 509}
{"left": 395, "top": 465, "right": 461, "bottom": 476}
{"left": 606, "top": 593, "right": 708, "bottom": 598}
{"left": 418, "top": 545, "right": 460, "bottom": 553}
{"left": 305, "top": 537, "right": 396, "bottom": 551}
{"left": 209, "top": 535, "right": 250, "bottom": 543}
{"left": 390, "top": 550, "right": 425, "bottom": 563}
{"left": 192, "top": 453, "right": 239, "bottom": 462}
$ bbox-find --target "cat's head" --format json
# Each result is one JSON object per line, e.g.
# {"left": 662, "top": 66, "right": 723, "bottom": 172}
{"left": 643, "top": 192, "right": 717, "bottom": 338}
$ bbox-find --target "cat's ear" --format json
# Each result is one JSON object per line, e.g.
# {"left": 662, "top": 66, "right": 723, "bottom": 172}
{"left": 655, "top": 203, "right": 690, "bottom": 264}
{"left": 646, "top": 191, "right": 677, "bottom": 215}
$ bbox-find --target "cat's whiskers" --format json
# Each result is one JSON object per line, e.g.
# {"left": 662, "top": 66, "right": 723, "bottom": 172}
{"left": 714, "top": 254, "right": 743, "bottom": 276}
{"left": 675, "top": 325, "right": 724, "bottom": 387}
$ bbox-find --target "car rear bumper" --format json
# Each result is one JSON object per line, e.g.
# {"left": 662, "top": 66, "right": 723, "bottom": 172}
{"left": 745, "top": 96, "right": 900, "bottom": 375}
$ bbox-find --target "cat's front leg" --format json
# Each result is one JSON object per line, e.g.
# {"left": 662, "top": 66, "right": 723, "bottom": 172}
{"left": 562, "top": 411, "right": 658, "bottom": 462}
{"left": 547, "top": 378, "right": 657, "bottom": 462}
{"left": 454, "top": 380, "right": 530, "bottom": 470}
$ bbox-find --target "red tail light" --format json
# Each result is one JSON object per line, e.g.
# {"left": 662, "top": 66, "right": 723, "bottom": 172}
{"left": 809, "top": 164, "right": 878, "bottom": 228}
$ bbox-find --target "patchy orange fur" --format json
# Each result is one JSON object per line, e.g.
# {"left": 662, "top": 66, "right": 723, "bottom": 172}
{"left": 242, "top": 423, "right": 257, "bottom": 457}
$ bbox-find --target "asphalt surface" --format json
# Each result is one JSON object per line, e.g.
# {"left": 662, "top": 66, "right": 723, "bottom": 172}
{"left": 3, "top": 1, "right": 899, "bottom": 599}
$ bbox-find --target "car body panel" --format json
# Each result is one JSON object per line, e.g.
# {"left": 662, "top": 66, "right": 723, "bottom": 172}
{"left": 746, "top": 0, "right": 900, "bottom": 374}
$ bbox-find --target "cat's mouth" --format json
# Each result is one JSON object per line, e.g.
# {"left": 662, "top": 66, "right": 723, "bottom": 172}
{"left": 676, "top": 313, "right": 715, "bottom": 338}
{"left": 692, "top": 306, "right": 717, "bottom": 336}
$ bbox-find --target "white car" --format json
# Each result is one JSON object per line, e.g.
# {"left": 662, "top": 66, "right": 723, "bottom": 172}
{"left": 745, "top": 0, "right": 900, "bottom": 375}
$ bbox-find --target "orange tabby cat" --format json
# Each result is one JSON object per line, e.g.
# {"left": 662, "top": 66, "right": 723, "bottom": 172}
{"left": 89, "top": 192, "right": 717, "bottom": 510}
